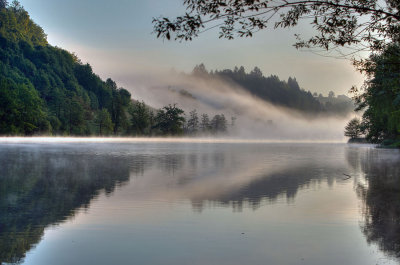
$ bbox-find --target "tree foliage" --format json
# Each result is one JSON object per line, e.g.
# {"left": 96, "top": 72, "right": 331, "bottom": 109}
{"left": 0, "top": 1, "right": 46, "bottom": 46}
{"left": 129, "top": 101, "right": 150, "bottom": 135}
{"left": 153, "top": 0, "right": 400, "bottom": 53}
{"left": 95, "top": 108, "right": 113, "bottom": 135}
{"left": 191, "top": 64, "right": 353, "bottom": 114}
{"left": 153, "top": 1, "right": 400, "bottom": 144}
{"left": 0, "top": 78, "right": 48, "bottom": 135}
{"left": 353, "top": 44, "right": 400, "bottom": 143}
{"left": 344, "top": 117, "right": 362, "bottom": 139}
{"left": 200, "top": 113, "right": 210, "bottom": 132}
{"left": 155, "top": 104, "right": 186, "bottom": 135}
{"left": 0, "top": 0, "right": 7, "bottom": 9}
{"left": 186, "top": 109, "right": 199, "bottom": 134}
{"left": 0, "top": 3, "right": 132, "bottom": 136}
{"left": 210, "top": 114, "right": 228, "bottom": 134}
{"left": 185, "top": 110, "right": 231, "bottom": 135}
{"left": 0, "top": 3, "right": 236, "bottom": 137}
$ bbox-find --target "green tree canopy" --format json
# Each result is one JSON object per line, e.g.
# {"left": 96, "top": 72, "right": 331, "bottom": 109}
{"left": 129, "top": 101, "right": 150, "bottom": 135}
{"left": 353, "top": 44, "right": 400, "bottom": 143}
{"left": 0, "top": 78, "right": 48, "bottom": 135}
{"left": 344, "top": 118, "right": 362, "bottom": 139}
{"left": 0, "top": 2, "right": 136, "bottom": 136}
{"left": 155, "top": 104, "right": 185, "bottom": 135}
{"left": 95, "top": 108, "right": 113, "bottom": 135}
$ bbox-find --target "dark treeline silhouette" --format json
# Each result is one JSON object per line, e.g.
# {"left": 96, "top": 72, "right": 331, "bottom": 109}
{"left": 189, "top": 63, "right": 354, "bottom": 116}
{"left": 128, "top": 102, "right": 234, "bottom": 136}
{"left": 183, "top": 109, "right": 231, "bottom": 135}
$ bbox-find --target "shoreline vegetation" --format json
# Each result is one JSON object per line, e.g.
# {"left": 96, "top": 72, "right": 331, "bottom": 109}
{"left": 153, "top": 1, "right": 400, "bottom": 148}
{"left": 1, "top": 2, "right": 398, "bottom": 147}
{"left": 0, "top": 2, "right": 353, "bottom": 139}
{"left": 0, "top": 2, "right": 233, "bottom": 137}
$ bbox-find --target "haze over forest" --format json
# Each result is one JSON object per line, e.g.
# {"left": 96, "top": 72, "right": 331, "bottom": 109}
{"left": 0, "top": 1, "right": 357, "bottom": 140}
{"left": 17, "top": 0, "right": 364, "bottom": 96}
{"left": 1, "top": 1, "right": 400, "bottom": 264}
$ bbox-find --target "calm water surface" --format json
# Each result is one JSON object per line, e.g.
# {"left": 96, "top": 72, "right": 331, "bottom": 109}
{"left": 0, "top": 141, "right": 399, "bottom": 265}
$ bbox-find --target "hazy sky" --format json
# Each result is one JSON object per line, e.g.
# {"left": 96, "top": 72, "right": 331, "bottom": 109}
{"left": 19, "top": 0, "right": 365, "bottom": 95}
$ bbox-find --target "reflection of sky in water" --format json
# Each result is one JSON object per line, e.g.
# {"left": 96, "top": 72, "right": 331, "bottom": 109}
{"left": 0, "top": 141, "right": 398, "bottom": 265}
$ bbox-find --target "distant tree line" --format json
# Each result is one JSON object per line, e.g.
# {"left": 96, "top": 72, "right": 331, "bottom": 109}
{"left": 151, "top": 0, "right": 400, "bottom": 146}
{"left": 128, "top": 102, "right": 234, "bottom": 136}
{"left": 313, "top": 92, "right": 355, "bottom": 116}
{"left": 184, "top": 109, "right": 232, "bottom": 135}
{"left": 0, "top": 3, "right": 234, "bottom": 136}
{"left": 190, "top": 63, "right": 354, "bottom": 116}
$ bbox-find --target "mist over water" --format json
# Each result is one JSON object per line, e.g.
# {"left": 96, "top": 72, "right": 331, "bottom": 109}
{"left": 1, "top": 142, "right": 398, "bottom": 265}
{"left": 118, "top": 70, "right": 353, "bottom": 141}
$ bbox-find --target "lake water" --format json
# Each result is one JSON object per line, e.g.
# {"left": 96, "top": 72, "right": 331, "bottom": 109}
{"left": 0, "top": 139, "right": 399, "bottom": 265}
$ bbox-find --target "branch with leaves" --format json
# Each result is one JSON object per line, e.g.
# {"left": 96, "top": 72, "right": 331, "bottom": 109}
{"left": 153, "top": 0, "right": 400, "bottom": 53}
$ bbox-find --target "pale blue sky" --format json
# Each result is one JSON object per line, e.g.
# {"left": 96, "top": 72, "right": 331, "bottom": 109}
{"left": 19, "top": 0, "right": 364, "bottom": 95}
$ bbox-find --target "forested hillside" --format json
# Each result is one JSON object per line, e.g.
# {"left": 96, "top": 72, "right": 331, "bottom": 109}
{"left": 191, "top": 64, "right": 353, "bottom": 115}
{"left": 0, "top": 2, "right": 133, "bottom": 135}
{"left": 0, "top": 2, "right": 354, "bottom": 136}
{"left": 0, "top": 2, "right": 237, "bottom": 136}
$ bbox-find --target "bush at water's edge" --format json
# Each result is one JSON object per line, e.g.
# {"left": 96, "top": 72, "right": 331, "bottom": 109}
{"left": 347, "top": 138, "right": 370, "bottom": 144}
{"left": 379, "top": 139, "right": 400, "bottom": 148}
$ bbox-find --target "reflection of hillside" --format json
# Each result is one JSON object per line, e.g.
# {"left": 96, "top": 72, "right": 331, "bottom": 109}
{"left": 188, "top": 163, "right": 340, "bottom": 212}
{"left": 0, "top": 146, "right": 131, "bottom": 264}
{"left": 352, "top": 148, "right": 400, "bottom": 259}
{"left": 0, "top": 143, "right": 352, "bottom": 263}
{"left": 125, "top": 145, "right": 347, "bottom": 212}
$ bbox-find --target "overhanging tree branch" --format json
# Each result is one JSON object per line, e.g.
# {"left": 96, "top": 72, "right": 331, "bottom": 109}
{"left": 153, "top": 0, "right": 400, "bottom": 53}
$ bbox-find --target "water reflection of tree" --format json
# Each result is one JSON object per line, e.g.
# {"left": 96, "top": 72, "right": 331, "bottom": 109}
{"left": 189, "top": 164, "right": 338, "bottom": 212}
{"left": 0, "top": 144, "right": 355, "bottom": 263}
{"left": 353, "top": 148, "right": 400, "bottom": 259}
{"left": 0, "top": 146, "right": 131, "bottom": 264}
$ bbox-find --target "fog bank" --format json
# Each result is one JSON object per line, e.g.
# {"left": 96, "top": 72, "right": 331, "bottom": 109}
{"left": 117, "top": 70, "right": 354, "bottom": 141}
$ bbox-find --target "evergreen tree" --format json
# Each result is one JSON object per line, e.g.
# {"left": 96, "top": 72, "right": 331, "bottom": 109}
{"left": 200, "top": 113, "right": 210, "bottom": 133}
{"left": 187, "top": 109, "right": 199, "bottom": 134}
{"left": 192, "top": 63, "right": 207, "bottom": 75}
{"left": 210, "top": 65, "right": 325, "bottom": 114}
{"left": 210, "top": 114, "right": 227, "bottom": 134}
